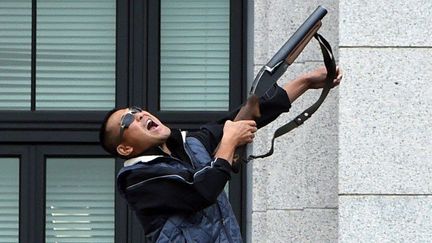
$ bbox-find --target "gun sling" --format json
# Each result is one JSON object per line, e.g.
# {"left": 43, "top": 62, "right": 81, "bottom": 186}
{"left": 247, "top": 33, "right": 336, "bottom": 162}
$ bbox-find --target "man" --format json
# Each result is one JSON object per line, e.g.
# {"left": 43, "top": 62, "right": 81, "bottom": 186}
{"left": 99, "top": 66, "right": 342, "bottom": 242}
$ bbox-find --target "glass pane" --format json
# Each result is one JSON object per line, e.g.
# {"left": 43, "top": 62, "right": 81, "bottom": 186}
{"left": 0, "top": 158, "right": 19, "bottom": 243}
{"left": 46, "top": 158, "right": 115, "bottom": 243}
{"left": 36, "top": 0, "right": 116, "bottom": 110}
{"left": 0, "top": 0, "right": 32, "bottom": 110}
{"left": 160, "top": 0, "right": 230, "bottom": 111}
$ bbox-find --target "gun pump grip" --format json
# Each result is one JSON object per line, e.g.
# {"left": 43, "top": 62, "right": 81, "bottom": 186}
{"left": 234, "top": 95, "right": 261, "bottom": 121}
{"left": 231, "top": 95, "right": 261, "bottom": 168}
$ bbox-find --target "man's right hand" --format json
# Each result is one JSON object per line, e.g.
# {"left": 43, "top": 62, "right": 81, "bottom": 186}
{"left": 214, "top": 120, "right": 257, "bottom": 164}
{"left": 223, "top": 120, "right": 257, "bottom": 147}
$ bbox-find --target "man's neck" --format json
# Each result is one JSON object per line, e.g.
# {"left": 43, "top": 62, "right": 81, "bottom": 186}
{"left": 160, "top": 143, "right": 171, "bottom": 155}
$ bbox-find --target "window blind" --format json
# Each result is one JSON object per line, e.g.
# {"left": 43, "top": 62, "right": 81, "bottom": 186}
{"left": 160, "top": 0, "right": 230, "bottom": 111}
{"left": 0, "top": 0, "right": 31, "bottom": 110}
{"left": 45, "top": 158, "right": 114, "bottom": 243}
{"left": 0, "top": 158, "right": 19, "bottom": 243}
{"left": 36, "top": 0, "right": 116, "bottom": 110}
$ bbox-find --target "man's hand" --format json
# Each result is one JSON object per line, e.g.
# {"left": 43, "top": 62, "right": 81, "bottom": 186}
{"left": 214, "top": 120, "right": 257, "bottom": 164}
{"left": 223, "top": 120, "right": 257, "bottom": 147}
{"left": 284, "top": 65, "right": 343, "bottom": 103}
{"left": 305, "top": 66, "right": 343, "bottom": 89}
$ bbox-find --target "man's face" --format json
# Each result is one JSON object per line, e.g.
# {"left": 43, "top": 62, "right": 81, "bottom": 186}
{"left": 107, "top": 107, "right": 171, "bottom": 157}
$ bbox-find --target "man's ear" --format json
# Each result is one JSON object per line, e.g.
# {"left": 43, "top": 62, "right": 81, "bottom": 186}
{"left": 117, "top": 144, "right": 134, "bottom": 157}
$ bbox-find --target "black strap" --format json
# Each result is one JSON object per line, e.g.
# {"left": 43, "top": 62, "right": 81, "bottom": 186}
{"left": 246, "top": 33, "right": 336, "bottom": 162}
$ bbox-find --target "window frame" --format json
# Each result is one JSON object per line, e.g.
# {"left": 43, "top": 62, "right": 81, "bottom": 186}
{"left": 0, "top": 145, "right": 127, "bottom": 243}
{"left": 141, "top": 0, "right": 249, "bottom": 236}
{"left": 141, "top": 0, "right": 246, "bottom": 129}
{"left": 38, "top": 145, "right": 126, "bottom": 243}
{"left": 0, "top": 147, "right": 26, "bottom": 243}
{"left": 0, "top": 0, "right": 128, "bottom": 143}
{"left": 0, "top": 0, "right": 249, "bottom": 240}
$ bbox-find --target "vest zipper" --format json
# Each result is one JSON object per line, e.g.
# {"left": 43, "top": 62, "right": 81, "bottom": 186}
{"left": 181, "top": 130, "right": 196, "bottom": 169}
{"left": 217, "top": 201, "right": 234, "bottom": 242}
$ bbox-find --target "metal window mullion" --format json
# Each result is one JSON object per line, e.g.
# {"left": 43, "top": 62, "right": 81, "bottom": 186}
{"left": 31, "top": 0, "right": 37, "bottom": 111}
{"left": 19, "top": 146, "right": 44, "bottom": 243}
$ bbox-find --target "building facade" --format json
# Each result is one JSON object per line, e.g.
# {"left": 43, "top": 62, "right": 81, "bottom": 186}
{"left": 0, "top": 0, "right": 431, "bottom": 242}
{"left": 251, "top": 0, "right": 432, "bottom": 242}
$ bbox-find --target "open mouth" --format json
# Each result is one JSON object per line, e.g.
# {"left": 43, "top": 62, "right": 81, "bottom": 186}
{"left": 146, "top": 119, "right": 159, "bottom": 131}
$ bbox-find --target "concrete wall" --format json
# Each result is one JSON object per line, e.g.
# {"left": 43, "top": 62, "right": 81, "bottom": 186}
{"left": 338, "top": 0, "right": 432, "bottom": 242}
{"left": 250, "top": 1, "right": 340, "bottom": 242}
{"left": 250, "top": 0, "right": 432, "bottom": 242}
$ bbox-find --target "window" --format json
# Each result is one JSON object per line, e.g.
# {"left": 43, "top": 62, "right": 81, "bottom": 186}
{"left": 145, "top": 0, "right": 244, "bottom": 126}
{"left": 0, "top": 0, "right": 116, "bottom": 111}
{"left": 0, "top": 158, "right": 19, "bottom": 243}
{"left": 0, "top": 0, "right": 32, "bottom": 110}
{"left": 45, "top": 158, "right": 115, "bottom": 242}
{"left": 0, "top": 146, "right": 123, "bottom": 243}
{"left": 0, "top": 0, "right": 248, "bottom": 241}
{"left": 159, "top": 0, "right": 230, "bottom": 111}
{"left": 36, "top": 0, "right": 116, "bottom": 110}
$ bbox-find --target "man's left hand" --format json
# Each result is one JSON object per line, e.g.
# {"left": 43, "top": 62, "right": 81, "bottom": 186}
{"left": 306, "top": 66, "right": 343, "bottom": 89}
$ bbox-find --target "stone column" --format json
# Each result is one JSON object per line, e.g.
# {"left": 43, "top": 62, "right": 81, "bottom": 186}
{"left": 339, "top": 0, "right": 432, "bottom": 242}
{"left": 251, "top": 1, "right": 339, "bottom": 242}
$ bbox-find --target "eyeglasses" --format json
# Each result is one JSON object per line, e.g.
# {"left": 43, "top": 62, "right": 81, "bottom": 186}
{"left": 118, "top": 106, "right": 143, "bottom": 142}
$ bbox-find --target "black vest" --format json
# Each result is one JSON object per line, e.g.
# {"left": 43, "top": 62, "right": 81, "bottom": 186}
{"left": 117, "top": 137, "right": 242, "bottom": 242}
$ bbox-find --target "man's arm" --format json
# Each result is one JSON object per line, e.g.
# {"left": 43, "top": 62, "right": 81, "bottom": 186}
{"left": 190, "top": 84, "right": 291, "bottom": 154}
{"left": 284, "top": 66, "right": 343, "bottom": 103}
{"left": 119, "top": 157, "right": 233, "bottom": 213}
{"left": 191, "top": 66, "right": 343, "bottom": 155}
{"left": 250, "top": 65, "right": 343, "bottom": 127}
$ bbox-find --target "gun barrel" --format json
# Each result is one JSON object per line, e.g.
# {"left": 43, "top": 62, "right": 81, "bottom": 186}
{"left": 267, "top": 6, "right": 327, "bottom": 68}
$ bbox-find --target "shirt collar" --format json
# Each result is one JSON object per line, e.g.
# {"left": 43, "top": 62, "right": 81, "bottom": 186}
{"left": 123, "top": 130, "right": 188, "bottom": 167}
{"left": 123, "top": 155, "right": 162, "bottom": 167}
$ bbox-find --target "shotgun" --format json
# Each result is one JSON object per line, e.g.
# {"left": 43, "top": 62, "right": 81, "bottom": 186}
{"left": 233, "top": 6, "right": 335, "bottom": 165}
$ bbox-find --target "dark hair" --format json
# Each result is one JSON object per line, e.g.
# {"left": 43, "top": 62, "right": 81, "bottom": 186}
{"left": 99, "top": 107, "right": 128, "bottom": 159}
